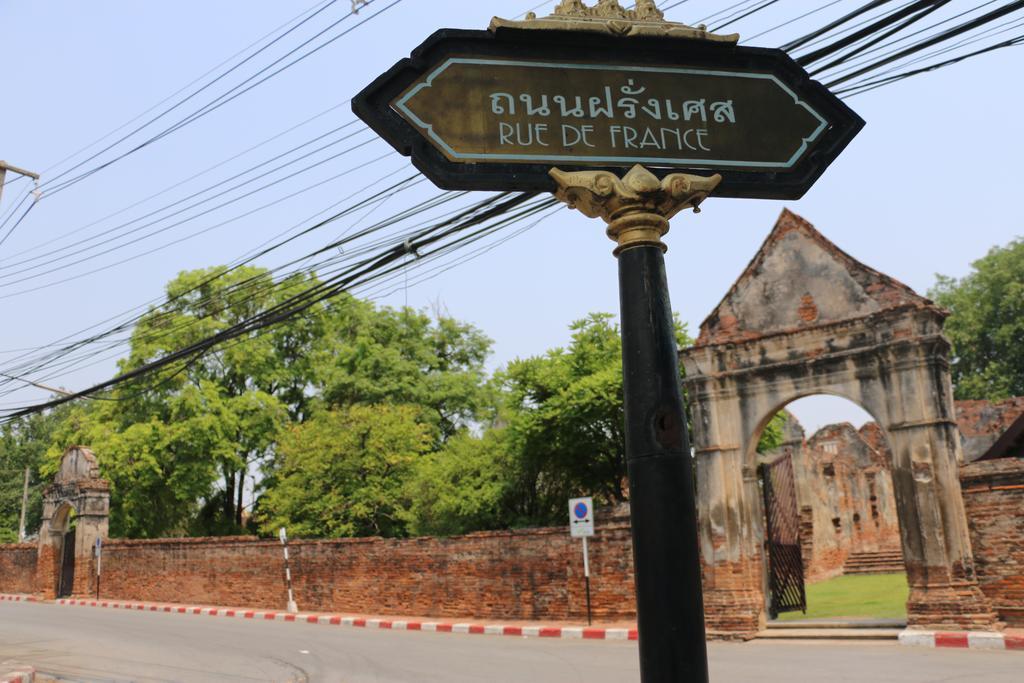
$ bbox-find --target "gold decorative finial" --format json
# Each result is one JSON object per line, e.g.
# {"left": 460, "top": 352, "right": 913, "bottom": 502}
{"left": 550, "top": 165, "right": 721, "bottom": 256}
{"left": 492, "top": 0, "right": 739, "bottom": 43}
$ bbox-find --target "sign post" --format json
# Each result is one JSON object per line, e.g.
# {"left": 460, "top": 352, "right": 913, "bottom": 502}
{"left": 569, "top": 496, "right": 595, "bottom": 626}
{"left": 279, "top": 527, "right": 298, "bottom": 614}
{"left": 354, "top": 2, "right": 862, "bottom": 681}
{"left": 94, "top": 537, "right": 102, "bottom": 600}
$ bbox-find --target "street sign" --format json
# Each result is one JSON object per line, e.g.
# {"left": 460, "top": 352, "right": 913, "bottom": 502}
{"left": 354, "top": 28, "right": 863, "bottom": 199}
{"left": 569, "top": 496, "right": 594, "bottom": 538}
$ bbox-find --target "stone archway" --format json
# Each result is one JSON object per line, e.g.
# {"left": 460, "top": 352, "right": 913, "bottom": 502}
{"left": 36, "top": 446, "right": 109, "bottom": 600}
{"left": 680, "top": 211, "right": 998, "bottom": 636}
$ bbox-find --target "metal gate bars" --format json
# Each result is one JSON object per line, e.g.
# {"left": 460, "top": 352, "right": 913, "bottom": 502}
{"left": 760, "top": 454, "right": 806, "bottom": 619}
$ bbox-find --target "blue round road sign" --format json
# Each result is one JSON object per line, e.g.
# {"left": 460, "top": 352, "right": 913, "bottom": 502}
{"left": 574, "top": 502, "right": 589, "bottom": 519}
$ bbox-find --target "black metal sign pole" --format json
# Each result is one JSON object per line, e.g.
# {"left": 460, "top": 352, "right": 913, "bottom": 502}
{"left": 551, "top": 165, "right": 720, "bottom": 683}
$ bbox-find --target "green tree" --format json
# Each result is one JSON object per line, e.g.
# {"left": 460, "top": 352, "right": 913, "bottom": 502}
{"left": 314, "top": 299, "right": 493, "bottom": 443}
{"left": 409, "top": 312, "right": 785, "bottom": 532}
{"left": 33, "top": 264, "right": 494, "bottom": 538}
{"left": 404, "top": 428, "right": 515, "bottom": 536}
{"left": 0, "top": 407, "right": 70, "bottom": 542}
{"left": 46, "top": 266, "right": 310, "bottom": 536}
{"left": 256, "top": 404, "right": 430, "bottom": 538}
{"left": 48, "top": 382, "right": 285, "bottom": 538}
{"left": 757, "top": 411, "right": 789, "bottom": 454}
{"left": 490, "top": 313, "right": 695, "bottom": 526}
{"left": 930, "top": 238, "right": 1024, "bottom": 400}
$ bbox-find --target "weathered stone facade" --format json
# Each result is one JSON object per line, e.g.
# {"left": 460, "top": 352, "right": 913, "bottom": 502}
{"left": 681, "top": 210, "right": 998, "bottom": 636}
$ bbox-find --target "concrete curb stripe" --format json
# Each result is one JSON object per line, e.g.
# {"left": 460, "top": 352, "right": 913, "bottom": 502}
{"left": 969, "top": 632, "right": 1006, "bottom": 650}
{"left": 935, "top": 632, "right": 969, "bottom": 648}
{"left": 899, "top": 629, "right": 1023, "bottom": 651}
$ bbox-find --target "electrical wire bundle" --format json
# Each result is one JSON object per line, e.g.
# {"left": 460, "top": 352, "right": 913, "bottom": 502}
{"left": 0, "top": 0, "right": 1020, "bottom": 421}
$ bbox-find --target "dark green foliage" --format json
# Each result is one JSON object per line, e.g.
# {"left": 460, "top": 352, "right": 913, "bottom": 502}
{"left": 930, "top": 238, "right": 1024, "bottom": 400}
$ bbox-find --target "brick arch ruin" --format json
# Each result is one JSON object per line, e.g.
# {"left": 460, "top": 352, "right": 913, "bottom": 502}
{"left": 680, "top": 210, "right": 999, "bottom": 636}
{"left": 35, "top": 446, "right": 109, "bottom": 599}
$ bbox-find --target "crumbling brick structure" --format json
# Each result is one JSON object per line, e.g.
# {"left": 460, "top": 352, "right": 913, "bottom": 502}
{"left": 762, "top": 417, "right": 902, "bottom": 582}
{"left": 681, "top": 210, "right": 998, "bottom": 637}
{"left": 957, "top": 398, "right": 1024, "bottom": 462}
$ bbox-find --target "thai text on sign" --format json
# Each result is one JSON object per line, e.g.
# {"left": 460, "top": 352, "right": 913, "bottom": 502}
{"left": 392, "top": 58, "right": 828, "bottom": 171}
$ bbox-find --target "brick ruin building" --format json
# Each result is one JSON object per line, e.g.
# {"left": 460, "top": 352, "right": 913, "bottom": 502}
{"left": 761, "top": 396, "right": 1024, "bottom": 586}
{"left": 760, "top": 416, "right": 904, "bottom": 583}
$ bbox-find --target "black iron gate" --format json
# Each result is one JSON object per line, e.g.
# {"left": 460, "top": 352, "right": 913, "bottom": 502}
{"left": 58, "top": 527, "right": 76, "bottom": 598}
{"left": 760, "top": 454, "right": 806, "bottom": 619}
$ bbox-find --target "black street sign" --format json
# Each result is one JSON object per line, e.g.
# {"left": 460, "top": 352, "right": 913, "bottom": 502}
{"left": 354, "top": 27, "right": 864, "bottom": 199}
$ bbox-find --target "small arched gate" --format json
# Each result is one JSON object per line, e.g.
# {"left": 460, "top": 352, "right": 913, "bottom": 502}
{"left": 36, "top": 447, "right": 109, "bottom": 600}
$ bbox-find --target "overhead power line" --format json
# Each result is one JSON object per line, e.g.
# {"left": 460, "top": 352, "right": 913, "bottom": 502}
{"left": 35, "top": 0, "right": 402, "bottom": 201}
{"left": 0, "top": 192, "right": 550, "bottom": 421}
{"left": 33, "top": 0, "right": 338, "bottom": 180}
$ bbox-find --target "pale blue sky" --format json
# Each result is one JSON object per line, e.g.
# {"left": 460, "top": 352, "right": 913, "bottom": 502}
{"left": 1, "top": 1, "right": 1021, "bottom": 436}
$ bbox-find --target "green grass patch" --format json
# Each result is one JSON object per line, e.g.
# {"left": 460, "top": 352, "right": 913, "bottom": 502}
{"left": 777, "top": 573, "right": 909, "bottom": 621}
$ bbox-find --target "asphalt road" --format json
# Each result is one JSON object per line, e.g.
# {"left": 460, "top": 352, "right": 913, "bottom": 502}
{"left": 2, "top": 601, "right": 1021, "bottom": 683}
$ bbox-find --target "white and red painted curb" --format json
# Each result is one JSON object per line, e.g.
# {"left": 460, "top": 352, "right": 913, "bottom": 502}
{"left": 0, "top": 595, "right": 37, "bottom": 604}
{"left": 35, "top": 596, "right": 637, "bottom": 642}
{"left": 0, "top": 664, "right": 34, "bottom": 683}
{"left": 899, "top": 629, "right": 1024, "bottom": 651}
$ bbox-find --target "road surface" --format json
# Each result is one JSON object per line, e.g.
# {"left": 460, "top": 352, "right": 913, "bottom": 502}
{"left": 1, "top": 601, "right": 1021, "bottom": 682}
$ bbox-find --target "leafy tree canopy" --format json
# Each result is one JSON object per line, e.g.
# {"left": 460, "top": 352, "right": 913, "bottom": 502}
{"left": 256, "top": 404, "right": 430, "bottom": 538}
{"left": 26, "top": 266, "right": 494, "bottom": 539}
{"left": 0, "top": 407, "right": 70, "bottom": 542}
{"left": 313, "top": 298, "right": 493, "bottom": 443}
{"left": 930, "top": 238, "right": 1024, "bottom": 400}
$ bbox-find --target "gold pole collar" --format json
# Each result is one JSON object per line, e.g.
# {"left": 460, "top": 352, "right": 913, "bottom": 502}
{"left": 550, "top": 165, "right": 721, "bottom": 256}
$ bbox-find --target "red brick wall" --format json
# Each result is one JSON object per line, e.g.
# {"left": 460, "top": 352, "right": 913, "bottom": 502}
{"left": 961, "top": 458, "right": 1024, "bottom": 627}
{"left": 0, "top": 544, "right": 37, "bottom": 594}
{"left": 91, "top": 523, "right": 637, "bottom": 621}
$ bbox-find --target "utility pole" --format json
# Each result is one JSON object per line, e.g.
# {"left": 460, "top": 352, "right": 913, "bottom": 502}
{"left": 18, "top": 467, "right": 30, "bottom": 542}
{"left": 0, "top": 160, "right": 40, "bottom": 205}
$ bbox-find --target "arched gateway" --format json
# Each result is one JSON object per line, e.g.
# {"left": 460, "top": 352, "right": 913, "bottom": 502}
{"left": 36, "top": 446, "right": 109, "bottom": 599}
{"left": 680, "top": 211, "right": 999, "bottom": 636}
